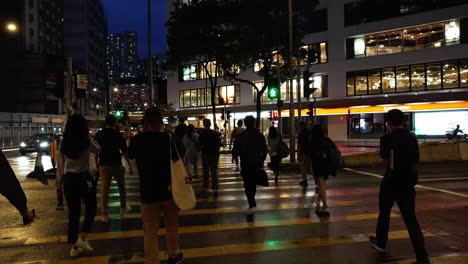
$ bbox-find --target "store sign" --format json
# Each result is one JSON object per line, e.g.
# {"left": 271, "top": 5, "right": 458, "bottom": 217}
{"left": 280, "top": 101, "right": 468, "bottom": 117}
{"left": 415, "top": 111, "right": 468, "bottom": 135}
{"left": 32, "top": 117, "right": 49, "bottom": 123}
{"left": 51, "top": 118, "right": 64, "bottom": 124}
{"left": 77, "top": 74, "right": 88, "bottom": 89}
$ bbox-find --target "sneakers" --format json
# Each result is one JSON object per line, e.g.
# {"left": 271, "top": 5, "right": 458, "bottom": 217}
{"left": 369, "top": 236, "right": 386, "bottom": 253}
{"left": 299, "top": 180, "right": 308, "bottom": 187}
{"left": 101, "top": 215, "right": 112, "bottom": 223}
{"left": 120, "top": 204, "right": 132, "bottom": 215}
{"left": 70, "top": 247, "right": 84, "bottom": 257}
{"left": 22, "top": 209, "right": 36, "bottom": 225}
{"left": 168, "top": 252, "right": 184, "bottom": 264}
{"left": 246, "top": 207, "right": 257, "bottom": 215}
{"left": 75, "top": 238, "right": 94, "bottom": 252}
{"left": 315, "top": 206, "right": 330, "bottom": 217}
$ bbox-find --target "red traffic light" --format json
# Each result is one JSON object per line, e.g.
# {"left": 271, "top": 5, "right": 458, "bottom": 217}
{"left": 272, "top": 111, "right": 278, "bottom": 120}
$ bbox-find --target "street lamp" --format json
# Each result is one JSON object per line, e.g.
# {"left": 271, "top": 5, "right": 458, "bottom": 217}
{"left": 113, "top": 87, "right": 118, "bottom": 92}
{"left": 6, "top": 22, "right": 18, "bottom": 33}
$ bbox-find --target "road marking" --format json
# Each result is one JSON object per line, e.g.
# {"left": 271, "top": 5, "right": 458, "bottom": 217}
{"left": 86, "top": 201, "right": 357, "bottom": 221}
{"left": 99, "top": 190, "right": 345, "bottom": 201}
{"left": 106, "top": 184, "right": 314, "bottom": 193}
{"left": 25, "top": 213, "right": 395, "bottom": 246}
{"left": 17, "top": 230, "right": 442, "bottom": 264}
{"left": 344, "top": 168, "right": 468, "bottom": 198}
{"left": 418, "top": 177, "right": 468, "bottom": 182}
{"left": 386, "top": 254, "right": 468, "bottom": 264}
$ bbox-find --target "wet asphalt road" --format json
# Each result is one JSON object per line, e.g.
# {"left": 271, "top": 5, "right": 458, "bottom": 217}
{"left": 1, "top": 149, "right": 468, "bottom": 264}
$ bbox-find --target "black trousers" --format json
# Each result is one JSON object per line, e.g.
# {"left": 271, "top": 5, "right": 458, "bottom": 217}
{"left": 376, "top": 184, "right": 428, "bottom": 261}
{"left": 63, "top": 172, "right": 97, "bottom": 244}
{"left": 270, "top": 155, "right": 281, "bottom": 175}
{"left": 202, "top": 153, "right": 219, "bottom": 190}
{"left": 241, "top": 163, "right": 257, "bottom": 208}
{"left": 1, "top": 171, "right": 28, "bottom": 215}
{"left": 0, "top": 150, "right": 28, "bottom": 215}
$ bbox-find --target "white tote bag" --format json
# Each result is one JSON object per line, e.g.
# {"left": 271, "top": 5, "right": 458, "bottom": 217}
{"left": 169, "top": 134, "right": 196, "bottom": 211}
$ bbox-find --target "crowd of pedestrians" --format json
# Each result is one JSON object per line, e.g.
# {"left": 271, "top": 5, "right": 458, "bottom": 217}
{"left": 0, "top": 108, "right": 430, "bottom": 264}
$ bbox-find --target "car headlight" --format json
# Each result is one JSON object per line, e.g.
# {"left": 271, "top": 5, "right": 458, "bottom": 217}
{"left": 20, "top": 142, "right": 26, "bottom": 147}
{"left": 40, "top": 142, "right": 49, "bottom": 148}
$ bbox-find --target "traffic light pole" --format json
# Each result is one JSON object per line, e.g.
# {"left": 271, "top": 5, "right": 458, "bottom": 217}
{"left": 277, "top": 65, "right": 282, "bottom": 134}
{"left": 288, "top": 0, "right": 296, "bottom": 163}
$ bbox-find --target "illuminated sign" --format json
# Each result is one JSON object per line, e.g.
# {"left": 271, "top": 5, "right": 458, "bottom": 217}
{"left": 280, "top": 101, "right": 468, "bottom": 117}
{"left": 415, "top": 111, "right": 468, "bottom": 135}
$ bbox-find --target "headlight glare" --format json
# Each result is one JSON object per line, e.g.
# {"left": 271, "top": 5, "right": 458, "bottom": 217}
{"left": 40, "top": 142, "right": 49, "bottom": 148}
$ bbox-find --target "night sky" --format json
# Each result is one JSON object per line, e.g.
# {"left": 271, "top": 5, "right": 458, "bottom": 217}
{"left": 102, "top": 0, "right": 167, "bottom": 58}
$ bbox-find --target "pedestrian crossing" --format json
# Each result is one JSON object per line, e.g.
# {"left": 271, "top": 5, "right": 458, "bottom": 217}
{"left": 7, "top": 155, "right": 468, "bottom": 264}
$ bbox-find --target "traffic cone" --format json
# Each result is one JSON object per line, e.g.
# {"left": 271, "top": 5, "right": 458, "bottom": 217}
{"left": 27, "top": 152, "right": 48, "bottom": 185}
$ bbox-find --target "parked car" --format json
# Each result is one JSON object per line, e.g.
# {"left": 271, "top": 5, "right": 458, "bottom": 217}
{"left": 19, "top": 134, "right": 61, "bottom": 155}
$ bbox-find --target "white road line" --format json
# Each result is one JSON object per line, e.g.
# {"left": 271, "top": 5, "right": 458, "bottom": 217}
{"left": 344, "top": 168, "right": 468, "bottom": 198}
{"left": 418, "top": 177, "right": 468, "bottom": 182}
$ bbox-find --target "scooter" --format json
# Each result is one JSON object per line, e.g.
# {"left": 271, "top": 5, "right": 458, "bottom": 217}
{"left": 445, "top": 132, "right": 468, "bottom": 142}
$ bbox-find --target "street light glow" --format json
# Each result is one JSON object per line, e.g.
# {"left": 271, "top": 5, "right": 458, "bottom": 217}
{"left": 6, "top": 23, "right": 18, "bottom": 32}
{"left": 113, "top": 87, "right": 118, "bottom": 92}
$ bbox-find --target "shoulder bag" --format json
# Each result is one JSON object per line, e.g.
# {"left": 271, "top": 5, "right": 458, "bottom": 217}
{"left": 169, "top": 134, "right": 196, "bottom": 210}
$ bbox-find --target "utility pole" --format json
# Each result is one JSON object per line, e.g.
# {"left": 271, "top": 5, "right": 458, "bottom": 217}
{"left": 288, "top": 0, "right": 296, "bottom": 162}
{"left": 148, "top": 0, "right": 155, "bottom": 103}
{"left": 66, "top": 57, "right": 73, "bottom": 116}
{"left": 276, "top": 65, "right": 282, "bottom": 133}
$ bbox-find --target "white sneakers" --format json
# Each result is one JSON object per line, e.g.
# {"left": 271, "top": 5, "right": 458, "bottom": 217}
{"left": 75, "top": 238, "right": 94, "bottom": 252}
{"left": 70, "top": 238, "right": 93, "bottom": 257}
{"left": 69, "top": 247, "right": 84, "bottom": 257}
{"left": 120, "top": 204, "right": 132, "bottom": 215}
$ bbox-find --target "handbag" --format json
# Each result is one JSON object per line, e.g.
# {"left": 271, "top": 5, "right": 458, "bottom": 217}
{"left": 256, "top": 168, "right": 269, "bottom": 187}
{"left": 169, "top": 134, "right": 196, "bottom": 211}
{"left": 278, "top": 140, "right": 290, "bottom": 159}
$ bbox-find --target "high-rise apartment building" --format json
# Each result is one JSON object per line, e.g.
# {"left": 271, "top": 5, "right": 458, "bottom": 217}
{"left": 64, "top": 0, "right": 107, "bottom": 118}
{"left": 107, "top": 32, "right": 139, "bottom": 84}
{"left": 167, "top": 0, "right": 468, "bottom": 142}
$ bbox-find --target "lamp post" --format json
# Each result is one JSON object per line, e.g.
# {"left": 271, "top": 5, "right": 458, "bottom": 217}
{"left": 148, "top": 0, "right": 155, "bottom": 103}
{"left": 288, "top": 0, "right": 296, "bottom": 162}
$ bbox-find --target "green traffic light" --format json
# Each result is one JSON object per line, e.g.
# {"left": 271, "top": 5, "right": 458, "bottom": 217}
{"left": 114, "top": 110, "right": 123, "bottom": 117}
{"left": 268, "top": 87, "right": 279, "bottom": 100}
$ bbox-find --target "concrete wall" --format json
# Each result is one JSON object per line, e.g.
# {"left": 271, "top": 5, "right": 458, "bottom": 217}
{"left": 328, "top": 115, "right": 348, "bottom": 142}
{"left": 343, "top": 142, "right": 468, "bottom": 167}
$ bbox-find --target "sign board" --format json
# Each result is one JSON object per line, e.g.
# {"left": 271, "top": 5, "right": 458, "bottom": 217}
{"left": 51, "top": 118, "right": 64, "bottom": 124}
{"left": 32, "top": 117, "right": 49, "bottom": 123}
{"left": 77, "top": 74, "right": 88, "bottom": 89}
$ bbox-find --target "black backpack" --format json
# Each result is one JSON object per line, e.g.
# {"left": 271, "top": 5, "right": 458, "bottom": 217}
{"left": 314, "top": 138, "right": 342, "bottom": 176}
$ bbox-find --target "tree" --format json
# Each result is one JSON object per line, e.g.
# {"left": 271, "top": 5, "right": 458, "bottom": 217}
{"left": 166, "top": 0, "right": 233, "bottom": 124}
{"left": 217, "top": 0, "right": 319, "bottom": 128}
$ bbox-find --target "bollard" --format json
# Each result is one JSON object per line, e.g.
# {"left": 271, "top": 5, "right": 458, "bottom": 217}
{"left": 27, "top": 152, "right": 48, "bottom": 185}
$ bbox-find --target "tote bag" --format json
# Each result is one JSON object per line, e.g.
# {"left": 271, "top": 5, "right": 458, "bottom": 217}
{"left": 169, "top": 134, "right": 196, "bottom": 211}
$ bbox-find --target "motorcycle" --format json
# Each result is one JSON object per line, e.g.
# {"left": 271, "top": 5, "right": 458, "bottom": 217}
{"left": 445, "top": 132, "right": 468, "bottom": 142}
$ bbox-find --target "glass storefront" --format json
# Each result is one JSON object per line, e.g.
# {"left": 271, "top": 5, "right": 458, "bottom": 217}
{"left": 179, "top": 85, "right": 240, "bottom": 108}
{"left": 347, "top": 58, "right": 468, "bottom": 96}
{"left": 347, "top": 19, "right": 462, "bottom": 58}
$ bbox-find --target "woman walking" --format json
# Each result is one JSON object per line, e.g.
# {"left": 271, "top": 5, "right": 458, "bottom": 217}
{"left": 267, "top": 126, "right": 282, "bottom": 184}
{"left": 309, "top": 124, "right": 336, "bottom": 217}
{"left": 57, "top": 114, "right": 100, "bottom": 257}
{"left": 183, "top": 124, "right": 200, "bottom": 178}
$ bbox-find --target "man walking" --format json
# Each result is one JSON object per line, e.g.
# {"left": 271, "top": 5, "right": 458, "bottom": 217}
{"left": 232, "top": 116, "right": 268, "bottom": 215}
{"left": 95, "top": 115, "right": 134, "bottom": 223}
{"left": 369, "top": 109, "right": 430, "bottom": 264}
{"left": 199, "top": 119, "right": 221, "bottom": 193}
{"left": 128, "top": 107, "right": 184, "bottom": 264}
{"left": 230, "top": 120, "right": 245, "bottom": 172}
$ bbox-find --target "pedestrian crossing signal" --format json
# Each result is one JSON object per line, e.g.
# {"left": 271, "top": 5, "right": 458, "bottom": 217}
{"left": 267, "top": 81, "right": 279, "bottom": 100}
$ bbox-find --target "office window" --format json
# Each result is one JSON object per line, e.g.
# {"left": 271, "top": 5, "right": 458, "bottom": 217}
{"left": 460, "top": 59, "right": 468, "bottom": 87}
{"left": 366, "top": 35, "right": 377, "bottom": 56}
{"left": 183, "top": 90, "right": 191, "bottom": 108}
{"left": 410, "top": 64, "right": 426, "bottom": 91}
{"left": 198, "top": 88, "right": 206, "bottom": 106}
{"left": 382, "top": 67, "right": 396, "bottom": 93}
{"left": 426, "top": 63, "right": 441, "bottom": 90}
{"left": 347, "top": 73, "right": 355, "bottom": 96}
{"left": 445, "top": 20, "right": 461, "bottom": 45}
{"left": 206, "top": 88, "right": 212, "bottom": 106}
{"left": 443, "top": 61, "right": 459, "bottom": 89}
{"left": 320, "top": 42, "right": 328, "bottom": 63}
{"left": 355, "top": 71, "right": 368, "bottom": 95}
{"left": 396, "top": 66, "right": 410, "bottom": 92}
{"left": 353, "top": 36, "right": 366, "bottom": 57}
{"left": 368, "top": 70, "right": 381, "bottom": 94}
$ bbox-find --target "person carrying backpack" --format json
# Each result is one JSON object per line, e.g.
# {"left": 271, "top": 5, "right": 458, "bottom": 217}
{"left": 308, "top": 124, "right": 341, "bottom": 217}
{"left": 199, "top": 119, "right": 222, "bottom": 193}
{"left": 369, "top": 109, "right": 429, "bottom": 264}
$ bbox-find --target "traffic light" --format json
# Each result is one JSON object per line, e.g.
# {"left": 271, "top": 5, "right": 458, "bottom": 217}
{"left": 267, "top": 80, "right": 279, "bottom": 100}
{"left": 114, "top": 110, "right": 123, "bottom": 118}
{"left": 272, "top": 111, "right": 278, "bottom": 121}
{"left": 268, "top": 111, "right": 273, "bottom": 121}
{"left": 226, "top": 110, "right": 232, "bottom": 120}
{"left": 306, "top": 102, "right": 314, "bottom": 117}
{"left": 303, "top": 71, "right": 318, "bottom": 98}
